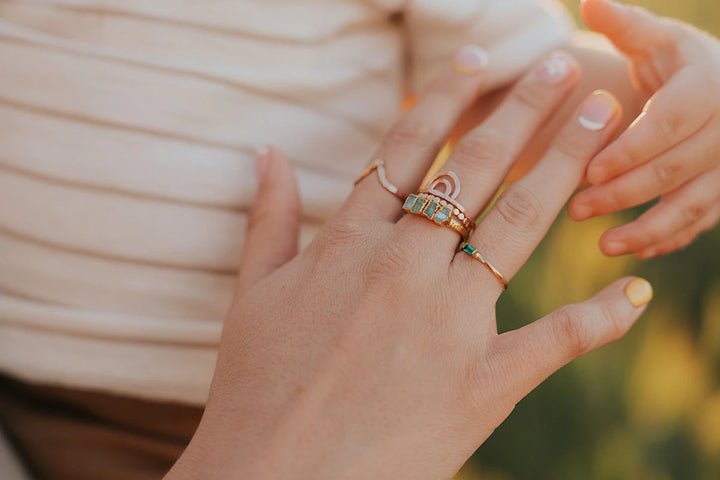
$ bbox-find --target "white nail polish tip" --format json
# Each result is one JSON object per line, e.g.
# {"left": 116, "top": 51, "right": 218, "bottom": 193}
{"left": 579, "top": 116, "right": 606, "bottom": 131}
{"left": 256, "top": 145, "right": 270, "bottom": 156}
{"left": 545, "top": 56, "right": 569, "bottom": 78}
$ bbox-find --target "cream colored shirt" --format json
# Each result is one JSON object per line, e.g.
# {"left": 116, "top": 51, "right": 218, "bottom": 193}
{"left": 0, "top": 0, "right": 574, "bottom": 405}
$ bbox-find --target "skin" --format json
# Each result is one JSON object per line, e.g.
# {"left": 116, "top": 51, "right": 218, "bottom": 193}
{"left": 568, "top": 0, "right": 720, "bottom": 258}
{"left": 165, "top": 52, "right": 650, "bottom": 480}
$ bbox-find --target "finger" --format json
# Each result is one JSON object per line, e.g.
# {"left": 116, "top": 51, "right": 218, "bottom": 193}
{"left": 570, "top": 126, "right": 718, "bottom": 221}
{"left": 237, "top": 147, "right": 301, "bottom": 292}
{"left": 580, "top": 0, "right": 683, "bottom": 56}
{"left": 347, "top": 45, "right": 491, "bottom": 220}
{"left": 399, "top": 51, "right": 581, "bottom": 246}
{"left": 599, "top": 168, "right": 720, "bottom": 256}
{"left": 584, "top": 70, "right": 714, "bottom": 187}
{"left": 457, "top": 91, "right": 622, "bottom": 289}
{"left": 486, "top": 277, "right": 651, "bottom": 405}
{"left": 636, "top": 204, "right": 720, "bottom": 259}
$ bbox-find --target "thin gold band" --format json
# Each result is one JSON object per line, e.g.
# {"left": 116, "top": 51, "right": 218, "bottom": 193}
{"left": 354, "top": 158, "right": 406, "bottom": 201}
{"left": 460, "top": 243, "right": 508, "bottom": 290}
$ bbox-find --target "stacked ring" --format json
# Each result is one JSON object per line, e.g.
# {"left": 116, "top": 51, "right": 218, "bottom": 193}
{"left": 354, "top": 158, "right": 406, "bottom": 201}
{"left": 402, "top": 171, "right": 475, "bottom": 242}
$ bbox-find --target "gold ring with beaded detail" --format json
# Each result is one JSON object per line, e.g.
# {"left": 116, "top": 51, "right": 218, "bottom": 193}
{"left": 354, "top": 158, "right": 406, "bottom": 201}
{"left": 460, "top": 242, "right": 508, "bottom": 290}
{"left": 402, "top": 171, "right": 475, "bottom": 242}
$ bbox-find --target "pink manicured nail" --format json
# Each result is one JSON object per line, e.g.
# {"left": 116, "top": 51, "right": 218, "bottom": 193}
{"left": 579, "top": 90, "right": 618, "bottom": 131}
{"left": 255, "top": 145, "right": 271, "bottom": 182}
{"left": 535, "top": 52, "right": 573, "bottom": 83}
{"left": 453, "top": 45, "right": 489, "bottom": 75}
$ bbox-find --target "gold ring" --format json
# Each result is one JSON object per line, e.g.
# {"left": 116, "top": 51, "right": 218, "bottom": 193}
{"left": 354, "top": 158, "right": 406, "bottom": 201}
{"left": 460, "top": 243, "right": 508, "bottom": 290}
{"left": 402, "top": 171, "right": 475, "bottom": 242}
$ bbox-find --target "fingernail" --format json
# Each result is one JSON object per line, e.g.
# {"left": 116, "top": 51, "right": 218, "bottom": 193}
{"left": 637, "top": 249, "right": 656, "bottom": 260}
{"left": 453, "top": 45, "right": 489, "bottom": 75}
{"left": 535, "top": 52, "right": 573, "bottom": 84}
{"left": 579, "top": 90, "right": 618, "bottom": 131}
{"left": 605, "top": 241, "right": 627, "bottom": 255}
{"left": 624, "top": 278, "right": 653, "bottom": 307}
{"left": 255, "top": 145, "right": 271, "bottom": 182}
{"left": 572, "top": 203, "right": 593, "bottom": 220}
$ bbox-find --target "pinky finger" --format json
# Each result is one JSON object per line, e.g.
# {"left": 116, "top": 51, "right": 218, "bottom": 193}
{"left": 637, "top": 204, "right": 720, "bottom": 259}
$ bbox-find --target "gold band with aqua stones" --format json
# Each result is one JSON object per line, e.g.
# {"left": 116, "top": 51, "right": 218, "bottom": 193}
{"left": 460, "top": 242, "right": 508, "bottom": 290}
{"left": 402, "top": 193, "right": 474, "bottom": 241}
{"left": 402, "top": 171, "right": 475, "bottom": 241}
{"left": 354, "top": 158, "right": 406, "bottom": 201}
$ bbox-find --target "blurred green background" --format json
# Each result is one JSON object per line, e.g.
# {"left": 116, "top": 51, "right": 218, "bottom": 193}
{"left": 456, "top": 1, "right": 720, "bottom": 479}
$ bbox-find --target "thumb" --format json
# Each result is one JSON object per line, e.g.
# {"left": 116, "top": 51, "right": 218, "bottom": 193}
{"left": 489, "top": 277, "right": 652, "bottom": 403}
{"left": 580, "top": 0, "right": 681, "bottom": 56}
{"left": 236, "top": 146, "right": 301, "bottom": 292}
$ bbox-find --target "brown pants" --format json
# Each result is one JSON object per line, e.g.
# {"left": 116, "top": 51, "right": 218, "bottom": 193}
{"left": 0, "top": 375, "right": 203, "bottom": 480}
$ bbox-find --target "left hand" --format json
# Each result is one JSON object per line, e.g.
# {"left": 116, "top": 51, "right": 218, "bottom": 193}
{"left": 568, "top": 0, "right": 720, "bottom": 259}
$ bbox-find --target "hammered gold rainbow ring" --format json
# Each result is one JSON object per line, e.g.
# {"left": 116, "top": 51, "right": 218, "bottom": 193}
{"left": 402, "top": 171, "right": 475, "bottom": 242}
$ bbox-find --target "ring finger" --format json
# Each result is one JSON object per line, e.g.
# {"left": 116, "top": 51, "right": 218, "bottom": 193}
{"left": 399, "top": 51, "right": 581, "bottom": 247}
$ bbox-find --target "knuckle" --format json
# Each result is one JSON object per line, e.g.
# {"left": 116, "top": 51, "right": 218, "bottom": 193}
{"left": 652, "top": 161, "right": 683, "bottom": 189}
{"left": 365, "top": 242, "right": 416, "bottom": 283}
{"left": 494, "top": 185, "right": 544, "bottom": 232}
{"left": 551, "top": 305, "right": 596, "bottom": 359}
{"left": 453, "top": 129, "right": 509, "bottom": 171}
{"left": 511, "top": 78, "right": 556, "bottom": 113}
{"left": 653, "top": 113, "right": 682, "bottom": 141}
{"left": 683, "top": 202, "right": 709, "bottom": 224}
{"left": 318, "top": 218, "right": 368, "bottom": 251}
{"left": 385, "top": 116, "right": 440, "bottom": 150}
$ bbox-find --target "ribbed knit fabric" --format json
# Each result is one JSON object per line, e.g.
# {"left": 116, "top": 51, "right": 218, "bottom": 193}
{"left": 0, "top": 0, "right": 574, "bottom": 405}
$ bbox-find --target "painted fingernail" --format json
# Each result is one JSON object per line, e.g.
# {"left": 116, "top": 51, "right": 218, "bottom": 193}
{"left": 255, "top": 145, "right": 271, "bottom": 182}
{"left": 453, "top": 45, "right": 489, "bottom": 75}
{"left": 536, "top": 52, "right": 573, "bottom": 83}
{"left": 624, "top": 278, "right": 653, "bottom": 307}
{"left": 579, "top": 90, "right": 618, "bottom": 131}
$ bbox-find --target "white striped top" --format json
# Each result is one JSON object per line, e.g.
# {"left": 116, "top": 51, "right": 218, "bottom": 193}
{"left": 0, "top": 0, "right": 573, "bottom": 405}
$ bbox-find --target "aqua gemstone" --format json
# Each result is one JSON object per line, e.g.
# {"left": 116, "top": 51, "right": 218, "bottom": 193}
{"left": 410, "top": 197, "right": 426, "bottom": 213}
{"left": 423, "top": 201, "right": 438, "bottom": 219}
{"left": 462, "top": 244, "right": 476, "bottom": 255}
{"left": 434, "top": 207, "right": 451, "bottom": 224}
{"left": 403, "top": 194, "right": 417, "bottom": 210}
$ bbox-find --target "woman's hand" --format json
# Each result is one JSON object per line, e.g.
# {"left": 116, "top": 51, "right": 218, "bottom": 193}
{"left": 167, "top": 49, "right": 652, "bottom": 480}
{"left": 569, "top": 0, "right": 720, "bottom": 259}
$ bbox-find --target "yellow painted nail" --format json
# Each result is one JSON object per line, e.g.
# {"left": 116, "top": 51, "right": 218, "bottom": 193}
{"left": 624, "top": 278, "right": 653, "bottom": 307}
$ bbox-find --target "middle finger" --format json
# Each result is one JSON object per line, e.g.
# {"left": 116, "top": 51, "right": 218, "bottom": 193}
{"left": 399, "top": 51, "right": 581, "bottom": 249}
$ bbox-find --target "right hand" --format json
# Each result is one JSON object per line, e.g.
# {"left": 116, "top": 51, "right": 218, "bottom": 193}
{"left": 168, "top": 48, "right": 652, "bottom": 480}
